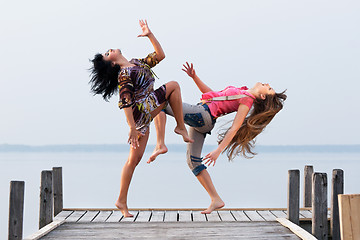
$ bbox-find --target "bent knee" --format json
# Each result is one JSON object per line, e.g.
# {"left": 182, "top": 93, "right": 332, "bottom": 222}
{"left": 166, "top": 81, "right": 180, "bottom": 90}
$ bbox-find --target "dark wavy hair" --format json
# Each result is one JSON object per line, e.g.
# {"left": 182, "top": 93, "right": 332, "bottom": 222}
{"left": 89, "top": 54, "right": 121, "bottom": 101}
{"left": 218, "top": 90, "right": 287, "bottom": 160}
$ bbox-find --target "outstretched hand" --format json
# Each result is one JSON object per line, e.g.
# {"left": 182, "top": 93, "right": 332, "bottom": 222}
{"left": 202, "top": 149, "right": 221, "bottom": 167}
{"left": 138, "top": 19, "right": 152, "bottom": 37}
{"left": 182, "top": 62, "right": 196, "bottom": 78}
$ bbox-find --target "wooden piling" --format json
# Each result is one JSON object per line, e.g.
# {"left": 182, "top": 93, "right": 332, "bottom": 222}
{"left": 287, "top": 170, "right": 300, "bottom": 225}
{"left": 8, "top": 181, "right": 25, "bottom": 240}
{"left": 39, "top": 170, "right": 53, "bottom": 229}
{"left": 52, "top": 167, "right": 63, "bottom": 217}
{"left": 303, "top": 165, "right": 313, "bottom": 208}
{"left": 338, "top": 194, "right": 360, "bottom": 240}
{"left": 312, "top": 172, "right": 328, "bottom": 240}
{"left": 331, "top": 169, "right": 344, "bottom": 240}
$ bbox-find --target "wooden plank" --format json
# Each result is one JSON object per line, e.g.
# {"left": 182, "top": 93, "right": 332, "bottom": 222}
{"left": 134, "top": 210, "right": 151, "bottom": 222}
{"left": 150, "top": 211, "right": 164, "bottom": 222}
{"left": 288, "top": 170, "right": 300, "bottom": 224}
{"left": 8, "top": 181, "right": 25, "bottom": 240}
{"left": 106, "top": 211, "right": 123, "bottom": 222}
{"left": 23, "top": 219, "right": 65, "bottom": 240}
{"left": 331, "top": 169, "right": 344, "bottom": 240}
{"left": 206, "top": 211, "right": 221, "bottom": 222}
{"left": 192, "top": 211, "right": 206, "bottom": 222}
{"left": 218, "top": 210, "right": 236, "bottom": 222}
{"left": 178, "top": 211, "right": 192, "bottom": 222}
{"left": 39, "top": 171, "right": 53, "bottom": 229}
{"left": 164, "top": 211, "right": 178, "bottom": 222}
{"left": 65, "top": 211, "right": 86, "bottom": 222}
{"left": 312, "top": 172, "right": 328, "bottom": 240}
{"left": 299, "top": 210, "right": 312, "bottom": 219}
{"left": 231, "top": 211, "right": 251, "bottom": 221}
{"left": 244, "top": 211, "right": 265, "bottom": 221}
{"left": 258, "top": 210, "right": 277, "bottom": 221}
{"left": 277, "top": 218, "right": 317, "bottom": 240}
{"left": 92, "top": 211, "right": 112, "bottom": 222}
{"left": 339, "top": 194, "right": 360, "bottom": 240}
{"left": 78, "top": 211, "right": 99, "bottom": 222}
{"left": 304, "top": 165, "right": 314, "bottom": 207}
{"left": 272, "top": 210, "right": 288, "bottom": 218}
{"left": 54, "top": 211, "right": 73, "bottom": 221}
{"left": 39, "top": 222, "right": 301, "bottom": 239}
{"left": 52, "top": 167, "right": 63, "bottom": 217}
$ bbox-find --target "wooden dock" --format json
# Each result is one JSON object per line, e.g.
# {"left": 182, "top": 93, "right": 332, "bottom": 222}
{"left": 25, "top": 208, "right": 319, "bottom": 240}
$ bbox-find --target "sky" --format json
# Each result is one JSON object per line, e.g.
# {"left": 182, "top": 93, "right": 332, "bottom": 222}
{"left": 1, "top": 0, "right": 359, "bottom": 146}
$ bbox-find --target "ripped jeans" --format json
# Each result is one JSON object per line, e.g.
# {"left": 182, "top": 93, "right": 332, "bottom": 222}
{"left": 163, "top": 102, "right": 216, "bottom": 176}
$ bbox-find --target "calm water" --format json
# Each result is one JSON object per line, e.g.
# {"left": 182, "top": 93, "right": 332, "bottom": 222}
{"left": 1, "top": 150, "right": 360, "bottom": 239}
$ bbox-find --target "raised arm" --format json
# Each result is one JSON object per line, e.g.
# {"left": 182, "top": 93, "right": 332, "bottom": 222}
{"left": 203, "top": 104, "right": 250, "bottom": 165}
{"left": 182, "top": 62, "right": 213, "bottom": 93}
{"left": 138, "top": 20, "right": 165, "bottom": 62}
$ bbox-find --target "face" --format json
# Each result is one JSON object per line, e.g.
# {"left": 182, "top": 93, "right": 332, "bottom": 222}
{"left": 102, "top": 49, "right": 122, "bottom": 62}
{"left": 254, "top": 82, "right": 276, "bottom": 100}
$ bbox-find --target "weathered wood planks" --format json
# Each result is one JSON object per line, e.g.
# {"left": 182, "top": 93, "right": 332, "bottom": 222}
{"left": 39, "top": 222, "right": 301, "bottom": 240}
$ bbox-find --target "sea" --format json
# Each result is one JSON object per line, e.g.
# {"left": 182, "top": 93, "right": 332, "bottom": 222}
{"left": 1, "top": 144, "right": 360, "bottom": 239}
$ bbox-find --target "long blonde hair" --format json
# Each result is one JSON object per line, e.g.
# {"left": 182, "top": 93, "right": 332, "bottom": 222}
{"left": 218, "top": 90, "right": 287, "bottom": 160}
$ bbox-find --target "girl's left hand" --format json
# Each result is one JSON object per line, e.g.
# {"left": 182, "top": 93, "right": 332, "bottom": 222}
{"left": 203, "top": 149, "right": 221, "bottom": 166}
{"left": 138, "top": 19, "right": 152, "bottom": 37}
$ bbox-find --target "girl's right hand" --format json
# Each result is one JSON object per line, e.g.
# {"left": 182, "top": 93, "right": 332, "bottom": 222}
{"left": 182, "top": 62, "right": 196, "bottom": 78}
{"left": 128, "top": 128, "right": 143, "bottom": 149}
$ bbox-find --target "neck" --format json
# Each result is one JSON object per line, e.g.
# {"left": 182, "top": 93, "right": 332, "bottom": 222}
{"left": 247, "top": 88, "right": 260, "bottom": 99}
{"left": 113, "top": 55, "right": 134, "bottom": 68}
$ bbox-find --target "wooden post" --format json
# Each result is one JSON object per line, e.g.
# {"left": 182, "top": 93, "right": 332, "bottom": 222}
{"left": 338, "top": 194, "right": 360, "bottom": 240}
{"left": 52, "top": 167, "right": 63, "bottom": 217}
{"left": 287, "top": 169, "right": 300, "bottom": 225}
{"left": 39, "top": 170, "right": 53, "bottom": 229}
{"left": 331, "top": 169, "right": 344, "bottom": 240}
{"left": 312, "top": 172, "right": 328, "bottom": 240}
{"left": 8, "top": 181, "right": 25, "bottom": 240}
{"left": 303, "top": 165, "right": 314, "bottom": 208}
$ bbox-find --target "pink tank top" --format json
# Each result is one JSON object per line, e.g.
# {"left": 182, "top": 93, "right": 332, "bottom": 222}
{"left": 201, "top": 86, "right": 255, "bottom": 118}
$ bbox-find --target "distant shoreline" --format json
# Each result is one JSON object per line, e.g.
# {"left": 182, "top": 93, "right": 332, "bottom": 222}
{"left": 0, "top": 144, "right": 359, "bottom": 153}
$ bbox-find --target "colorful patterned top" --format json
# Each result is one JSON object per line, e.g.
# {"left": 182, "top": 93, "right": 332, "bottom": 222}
{"left": 117, "top": 52, "right": 167, "bottom": 134}
{"left": 201, "top": 86, "right": 255, "bottom": 118}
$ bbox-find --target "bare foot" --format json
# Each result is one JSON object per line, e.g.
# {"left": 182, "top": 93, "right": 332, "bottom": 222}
{"left": 147, "top": 144, "right": 168, "bottom": 163}
{"left": 174, "top": 126, "right": 194, "bottom": 143}
{"left": 201, "top": 200, "right": 225, "bottom": 214}
{"left": 115, "top": 201, "right": 134, "bottom": 218}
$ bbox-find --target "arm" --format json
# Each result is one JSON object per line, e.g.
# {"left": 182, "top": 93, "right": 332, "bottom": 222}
{"left": 138, "top": 20, "right": 165, "bottom": 62}
{"left": 182, "top": 62, "right": 213, "bottom": 93}
{"left": 203, "top": 104, "right": 250, "bottom": 165}
{"left": 123, "top": 107, "right": 143, "bottom": 149}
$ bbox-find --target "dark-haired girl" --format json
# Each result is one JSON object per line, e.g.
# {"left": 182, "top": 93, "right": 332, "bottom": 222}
{"left": 89, "top": 20, "right": 192, "bottom": 217}
{"left": 149, "top": 62, "right": 287, "bottom": 214}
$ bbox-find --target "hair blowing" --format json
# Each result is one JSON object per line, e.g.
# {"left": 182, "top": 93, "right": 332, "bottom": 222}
{"left": 218, "top": 90, "right": 287, "bottom": 160}
{"left": 89, "top": 54, "right": 121, "bottom": 101}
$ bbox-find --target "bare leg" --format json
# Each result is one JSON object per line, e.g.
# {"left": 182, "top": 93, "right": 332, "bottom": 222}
{"left": 148, "top": 111, "right": 168, "bottom": 163}
{"left": 196, "top": 170, "right": 225, "bottom": 214}
{"left": 115, "top": 130, "right": 149, "bottom": 217}
{"left": 164, "top": 81, "right": 193, "bottom": 143}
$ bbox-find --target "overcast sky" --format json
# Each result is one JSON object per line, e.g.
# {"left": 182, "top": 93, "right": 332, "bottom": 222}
{"left": 1, "top": 0, "right": 359, "bottom": 146}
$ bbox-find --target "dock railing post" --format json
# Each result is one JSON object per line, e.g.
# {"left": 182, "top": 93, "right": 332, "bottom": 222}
{"left": 39, "top": 170, "right": 53, "bottom": 229}
{"left": 52, "top": 167, "right": 63, "bottom": 217}
{"left": 338, "top": 194, "right": 360, "bottom": 240}
{"left": 287, "top": 169, "right": 300, "bottom": 225}
{"left": 312, "top": 172, "right": 328, "bottom": 240}
{"left": 8, "top": 181, "right": 25, "bottom": 240}
{"left": 331, "top": 169, "right": 344, "bottom": 240}
{"left": 303, "top": 165, "right": 314, "bottom": 208}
